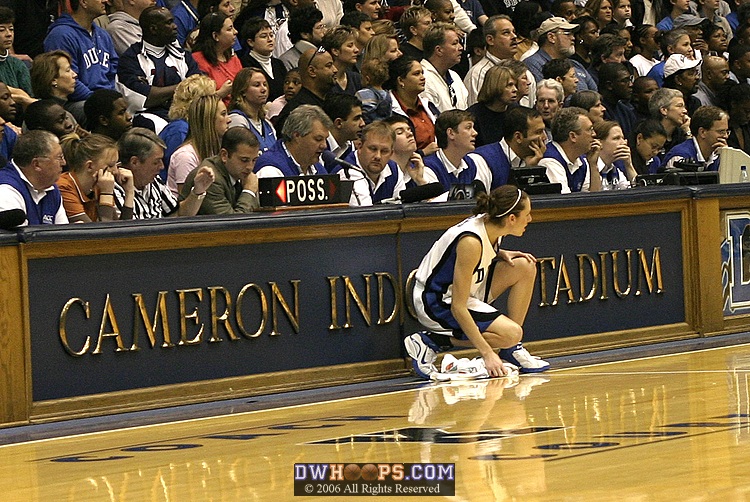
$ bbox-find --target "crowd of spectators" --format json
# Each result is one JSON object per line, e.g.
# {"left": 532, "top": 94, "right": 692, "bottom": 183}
{"left": 0, "top": 0, "right": 746, "bottom": 223}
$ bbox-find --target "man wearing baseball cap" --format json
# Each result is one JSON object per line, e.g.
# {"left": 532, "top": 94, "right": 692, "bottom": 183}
{"left": 663, "top": 54, "right": 702, "bottom": 115}
{"left": 673, "top": 14, "right": 713, "bottom": 54}
{"left": 524, "top": 16, "right": 598, "bottom": 92}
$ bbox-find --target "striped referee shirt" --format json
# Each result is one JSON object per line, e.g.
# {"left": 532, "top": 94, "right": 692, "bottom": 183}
{"left": 114, "top": 180, "right": 179, "bottom": 219}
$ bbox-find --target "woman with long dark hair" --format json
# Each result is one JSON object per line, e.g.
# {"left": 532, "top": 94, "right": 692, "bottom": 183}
{"left": 192, "top": 12, "right": 242, "bottom": 101}
{"left": 384, "top": 55, "right": 438, "bottom": 155}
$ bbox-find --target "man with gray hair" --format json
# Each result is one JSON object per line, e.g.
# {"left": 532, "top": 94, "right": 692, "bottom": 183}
{"left": 535, "top": 79, "right": 564, "bottom": 142}
{"left": 538, "top": 107, "right": 603, "bottom": 193}
{"left": 255, "top": 105, "right": 333, "bottom": 178}
{"left": 649, "top": 87, "right": 691, "bottom": 155}
{"left": 0, "top": 130, "right": 68, "bottom": 225}
{"left": 464, "top": 15, "right": 520, "bottom": 106}
{"left": 523, "top": 16, "right": 598, "bottom": 92}
{"left": 116, "top": 127, "right": 214, "bottom": 219}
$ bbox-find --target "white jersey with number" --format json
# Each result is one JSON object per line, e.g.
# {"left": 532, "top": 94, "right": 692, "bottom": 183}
{"left": 413, "top": 215, "right": 500, "bottom": 324}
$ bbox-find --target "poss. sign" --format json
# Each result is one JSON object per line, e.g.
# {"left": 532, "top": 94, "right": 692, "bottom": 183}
{"left": 259, "top": 175, "right": 351, "bottom": 207}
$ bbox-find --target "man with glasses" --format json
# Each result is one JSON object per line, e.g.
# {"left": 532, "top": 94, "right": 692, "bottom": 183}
{"left": 0, "top": 130, "right": 68, "bottom": 225}
{"left": 535, "top": 79, "right": 564, "bottom": 142}
{"left": 663, "top": 105, "right": 729, "bottom": 171}
{"left": 599, "top": 62, "right": 637, "bottom": 135}
{"left": 524, "top": 17, "right": 598, "bottom": 92}
{"left": 279, "top": 5, "right": 326, "bottom": 71}
{"left": 539, "top": 107, "right": 603, "bottom": 193}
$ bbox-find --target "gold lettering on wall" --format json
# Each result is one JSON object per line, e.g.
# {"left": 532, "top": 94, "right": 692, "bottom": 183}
{"left": 376, "top": 272, "right": 400, "bottom": 324}
{"left": 235, "top": 283, "right": 267, "bottom": 338}
{"left": 327, "top": 276, "right": 341, "bottom": 330}
{"left": 343, "top": 275, "right": 372, "bottom": 328}
{"left": 269, "top": 281, "right": 300, "bottom": 336}
{"left": 177, "top": 288, "right": 204, "bottom": 345}
{"left": 637, "top": 247, "right": 664, "bottom": 295}
{"left": 599, "top": 252, "right": 609, "bottom": 300}
{"left": 93, "top": 294, "right": 127, "bottom": 354}
{"left": 577, "top": 254, "right": 598, "bottom": 302}
{"left": 131, "top": 291, "right": 174, "bottom": 350}
{"left": 612, "top": 249, "right": 633, "bottom": 298}
{"left": 537, "top": 257, "right": 556, "bottom": 307}
{"left": 208, "top": 286, "right": 239, "bottom": 342}
{"left": 553, "top": 255, "right": 576, "bottom": 305}
{"left": 537, "top": 247, "right": 664, "bottom": 307}
{"left": 59, "top": 298, "right": 91, "bottom": 357}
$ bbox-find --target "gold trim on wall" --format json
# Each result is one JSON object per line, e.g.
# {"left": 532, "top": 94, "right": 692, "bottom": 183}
{"left": 31, "top": 360, "right": 409, "bottom": 423}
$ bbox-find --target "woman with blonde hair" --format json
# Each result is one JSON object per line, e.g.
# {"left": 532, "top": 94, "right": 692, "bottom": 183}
{"left": 228, "top": 67, "right": 277, "bottom": 152}
{"left": 586, "top": 0, "right": 614, "bottom": 28}
{"left": 399, "top": 6, "right": 432, "bottom": 61}
{"left": 322, "top": 26, "right": 362, "bottom": 95}
{"left": 363, "top": 34, "right": 403, "bottom": 64}
{"left": 58, "top": 133, "right": 135, "bottom": 222}
{"left": 30, "top": 50, "right": 85, "bottom": 134}
{"left": 468, "top": 65, "right": 518, "bottom": 147}
{"left": 167, "top": 94, "right": 230, "bottom": 196}
{"left": 159, "top": 74, "right": 216, "bottom": 175}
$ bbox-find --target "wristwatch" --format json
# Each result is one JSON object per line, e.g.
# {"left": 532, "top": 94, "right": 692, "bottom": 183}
{"left": 191, "top": 186, "right": 206, "bottom": 200}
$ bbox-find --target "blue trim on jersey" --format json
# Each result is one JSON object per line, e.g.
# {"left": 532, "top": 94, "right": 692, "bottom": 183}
{"left": 472, "top": 141, "right": 512, "bottom": 189}
{"left": 423, "top": 152, "right": 479, "bottom": 190}
{"left": 0, "top": 164, "right": 61, "bottom": 224}
{"left": 419, "top": 230, "right": 501, "bottom": 338}
{"left": 543, "top": 142, "right": 588, "bottom": 192}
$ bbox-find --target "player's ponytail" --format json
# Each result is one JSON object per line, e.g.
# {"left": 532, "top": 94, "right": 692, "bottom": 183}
{"left": 473, "top": 186, "right": 528, "bottom": 222}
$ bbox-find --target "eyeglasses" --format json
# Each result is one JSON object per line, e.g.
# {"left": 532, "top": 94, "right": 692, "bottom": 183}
{"left": 37, "top": 153, "right": 65, "bottom": 163}
{"left": 711, "top": 128, "right": 730, "bottom": 136}
{"left": 309, "top": 45, "right": 327, "bottom": 66}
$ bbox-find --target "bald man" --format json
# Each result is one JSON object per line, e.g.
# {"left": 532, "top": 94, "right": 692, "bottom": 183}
{"left": 275, "top": 47, "right": 338, "bottom": 133}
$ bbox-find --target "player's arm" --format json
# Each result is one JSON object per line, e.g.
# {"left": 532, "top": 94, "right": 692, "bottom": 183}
{"left": 451, "top": 235, "right": 503, "bottom": 375}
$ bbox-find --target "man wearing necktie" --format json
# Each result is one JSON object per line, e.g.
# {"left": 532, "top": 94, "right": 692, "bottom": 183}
{"left": 179, "top": 127, "right": 261, "bottom": 214}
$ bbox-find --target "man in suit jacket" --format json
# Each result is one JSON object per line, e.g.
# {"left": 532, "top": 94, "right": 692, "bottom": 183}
{"left": 180, "top": 128, "right": 260, "bottom": 214}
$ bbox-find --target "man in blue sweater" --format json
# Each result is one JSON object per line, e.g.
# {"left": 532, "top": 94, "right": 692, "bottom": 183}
{"left": 43, "top": 0, "right": 117, "bottom": 122}
{"left": 0, "top": 130, "right": 67, "bottom": 225}
{"left": 255, "top": 105, "right": 331, "bottom": 178}
{"left": 663, "top": 105, "right": 729, "bottom": 171}
{"left": 469, "top": 106, "right": 547, "bottom": 190}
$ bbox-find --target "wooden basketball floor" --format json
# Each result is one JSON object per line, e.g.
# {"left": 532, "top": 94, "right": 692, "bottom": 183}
{"left": 4, "top": 343, "right": 750, "bottom": 501}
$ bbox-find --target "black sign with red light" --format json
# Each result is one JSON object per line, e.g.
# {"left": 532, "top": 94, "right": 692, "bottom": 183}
{"left": 258, "top": 175, "right": 352, "bottom": 207}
